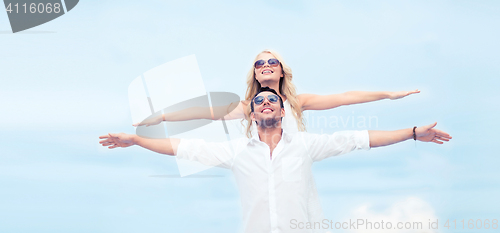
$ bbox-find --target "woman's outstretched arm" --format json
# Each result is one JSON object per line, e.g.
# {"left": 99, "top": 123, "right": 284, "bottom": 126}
{"left": 298, "top": 89, "right": 419, "bottom": 111}
{"left": 133, "top": 101, "right": 248, "bottom": 127}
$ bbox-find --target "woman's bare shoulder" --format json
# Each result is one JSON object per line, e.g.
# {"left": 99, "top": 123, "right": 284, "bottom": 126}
{"left": 241, "top": 100, "right": 250, "bottom": 105}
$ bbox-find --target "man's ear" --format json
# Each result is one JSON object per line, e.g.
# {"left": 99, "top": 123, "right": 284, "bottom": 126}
{"left": 250, "top": 112, "right": 255, "bottom": 121}
{"left": 280, "top": 108, "right": 285, "bottom": 118}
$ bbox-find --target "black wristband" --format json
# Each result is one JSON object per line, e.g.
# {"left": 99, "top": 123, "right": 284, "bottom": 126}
{"left": 413, "top": 126, "right": 417, "bottom": 141}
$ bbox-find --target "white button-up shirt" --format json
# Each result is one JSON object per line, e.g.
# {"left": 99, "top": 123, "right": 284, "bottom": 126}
{"left": 177, "top": 130, "right": 370, "bottom": 233}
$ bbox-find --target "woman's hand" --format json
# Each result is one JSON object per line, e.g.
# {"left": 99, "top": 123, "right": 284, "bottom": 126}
{"left": 99, "top": 133, "right": 136, "bottom": 149}
{"left": 132, "top": 114, "right": 163, "bottom": 127}
{"left": 388, "top": 89, "right": 420, "bottom": 100}
{"left": 415, "top": 122, "right": 452, "bottom": 144}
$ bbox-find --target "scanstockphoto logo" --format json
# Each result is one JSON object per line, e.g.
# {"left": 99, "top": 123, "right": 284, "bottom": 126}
{"left": 3, "top": 0, "right": 79, "bottom": 33}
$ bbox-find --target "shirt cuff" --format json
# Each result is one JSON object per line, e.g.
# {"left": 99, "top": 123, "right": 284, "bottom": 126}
{"left": 359, "top": 130, "right": 371, "bottom": 150}
{"left": 176, "top": 138, "right": 189, "bottom": 159}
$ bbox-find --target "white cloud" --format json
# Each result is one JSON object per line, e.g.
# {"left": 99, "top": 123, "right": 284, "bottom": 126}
{"left": 340, "top": 197, "right": 438, "bottom": 233}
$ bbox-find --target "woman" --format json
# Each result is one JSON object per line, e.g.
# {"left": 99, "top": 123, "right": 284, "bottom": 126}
{"left": 135, "top": 49, "right": 419, "bottom": 137}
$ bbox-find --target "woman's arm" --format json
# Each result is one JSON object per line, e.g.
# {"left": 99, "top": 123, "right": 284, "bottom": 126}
{"left": 133, "top": 101, "right": 248, "bottom": 127}
{"left": 298, "top": 90, "right": 420, "bottom": 111}
{"left": 211, "top": 100, "right": 248, "bottom": 120}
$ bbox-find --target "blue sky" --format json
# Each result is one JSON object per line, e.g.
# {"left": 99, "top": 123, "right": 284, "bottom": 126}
{"left": 1, "top": 1, "right": 499, "bottom": 232}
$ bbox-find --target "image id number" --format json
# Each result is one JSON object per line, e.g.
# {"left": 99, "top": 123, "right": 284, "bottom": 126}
{"left": 6, "top": 2, "right": 62, "bottom": 14}
{"left": 444, "top": 219, "right": 498, "bottom": 230}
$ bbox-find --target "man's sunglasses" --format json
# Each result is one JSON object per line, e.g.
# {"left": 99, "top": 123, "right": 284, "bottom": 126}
{"left": 253, "top": 94, "right": 279, "bottom": 105}
{"left": 254, "top": 58, "right": 280, "bottom": 69}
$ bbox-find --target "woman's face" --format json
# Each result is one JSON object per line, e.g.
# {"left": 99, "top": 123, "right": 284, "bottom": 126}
{"left": 254, "top": 53, "right": 283, "bottom": 85}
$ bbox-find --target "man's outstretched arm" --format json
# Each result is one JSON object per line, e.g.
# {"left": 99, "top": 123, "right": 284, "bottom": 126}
{"left": 368, "top": 122, "right": 452, "bottom": 148}
{"left": 99, "top": 133, "right": 180, "bottom": 155}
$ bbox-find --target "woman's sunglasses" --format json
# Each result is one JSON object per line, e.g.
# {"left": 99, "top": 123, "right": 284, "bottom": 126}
{"left": 253, "top": 94, "right": 279, "bottom": 105}
{"left": 254, "top": 58, "right": 280, "bottom": 69}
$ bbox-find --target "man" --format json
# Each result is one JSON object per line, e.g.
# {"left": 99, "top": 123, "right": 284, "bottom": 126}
{"left": 99, "top": 87, "right": 451, "bottom": 233}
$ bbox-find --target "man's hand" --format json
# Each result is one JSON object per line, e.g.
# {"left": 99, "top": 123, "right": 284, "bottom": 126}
{"left": 388, "top": 89, "right": 420, "bottom": 100}
{"left": 99, "top": 133, "right": 136, "bottom": 149}
{"left": 415, "top": 122, "right": 452, "bottom": 144}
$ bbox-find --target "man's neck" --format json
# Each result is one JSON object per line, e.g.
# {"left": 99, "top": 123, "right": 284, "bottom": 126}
{"left": 257, "top": 125, "right": 283, "bottom": 155}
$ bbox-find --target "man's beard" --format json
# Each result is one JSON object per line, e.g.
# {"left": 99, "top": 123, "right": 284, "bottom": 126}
{"left": 257, "top": 117, "right": 281, "bottom": 129}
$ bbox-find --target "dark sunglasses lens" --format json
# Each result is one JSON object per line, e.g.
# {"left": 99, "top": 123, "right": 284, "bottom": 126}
{"left": 254, "top": 60, "right": 265, "bottom": 69}
{"left": 268, "top": 59, "right": 280, "bottom": 66}
{"left": 268, "top": 95, "right": 278, "bottom": 103}
{"left": 254, "top": 96, "right": 264, "bottom": 105}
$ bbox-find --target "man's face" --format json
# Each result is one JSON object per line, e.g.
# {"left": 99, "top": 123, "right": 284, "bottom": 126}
{"left": 250, "top": 91, "right": 285, "bottom": 128}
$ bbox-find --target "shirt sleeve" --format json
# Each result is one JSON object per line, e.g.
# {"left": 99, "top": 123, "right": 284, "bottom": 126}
{"left": 302, "top": 130, "right": 370, "bottom": 162}
{"left": 176, "top": 138, "right": 237, "bottom": 169}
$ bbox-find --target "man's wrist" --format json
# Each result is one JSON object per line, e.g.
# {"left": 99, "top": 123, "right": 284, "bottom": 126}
{"left": 407, "top": 128, "right": 414, "bottom": 141}
{"left": 384, "top": 91, "right": 392, "bottom": 99}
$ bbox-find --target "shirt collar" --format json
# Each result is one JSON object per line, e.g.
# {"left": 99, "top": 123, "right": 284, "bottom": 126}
{"left": 248, "top": 128, "right": 293, "bottom": 145}
{"left": 250, "top": 130, "right": 260, "bottom": 144}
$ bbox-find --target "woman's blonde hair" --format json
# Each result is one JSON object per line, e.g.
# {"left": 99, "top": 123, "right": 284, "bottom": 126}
{"left": 243, "top": 49, "right": 305, "bottom": 137}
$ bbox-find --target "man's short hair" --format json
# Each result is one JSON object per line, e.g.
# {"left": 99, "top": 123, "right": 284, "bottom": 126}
{"left": 250, "top": 87, "right": 284, "bottom": 112}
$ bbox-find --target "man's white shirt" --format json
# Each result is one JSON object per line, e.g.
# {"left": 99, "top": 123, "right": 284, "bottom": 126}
{"left": 177, "top": 130, "right": 370, "bottom": 233}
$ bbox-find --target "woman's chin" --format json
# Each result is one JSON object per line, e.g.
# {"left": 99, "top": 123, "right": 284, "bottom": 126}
{"left": 256, "top": 76, "right": 280, "bottom": 84}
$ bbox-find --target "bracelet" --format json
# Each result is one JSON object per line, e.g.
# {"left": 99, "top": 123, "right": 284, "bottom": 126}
{"left": 413, "top": 126, "right": 417, "bottom": 141}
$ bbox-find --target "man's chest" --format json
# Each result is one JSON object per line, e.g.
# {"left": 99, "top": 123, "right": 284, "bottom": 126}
{"left": 232, "top": 142, "right": 312, "bottom": 179}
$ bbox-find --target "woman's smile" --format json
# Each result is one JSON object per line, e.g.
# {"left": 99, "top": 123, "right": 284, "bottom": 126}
{"left": 262, "top": 68, "right": 274, "bottom": 74}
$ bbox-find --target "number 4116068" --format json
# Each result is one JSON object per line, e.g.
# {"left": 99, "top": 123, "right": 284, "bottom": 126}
{"left": 5, "top": 3, "right": 62, "bottom": 14}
